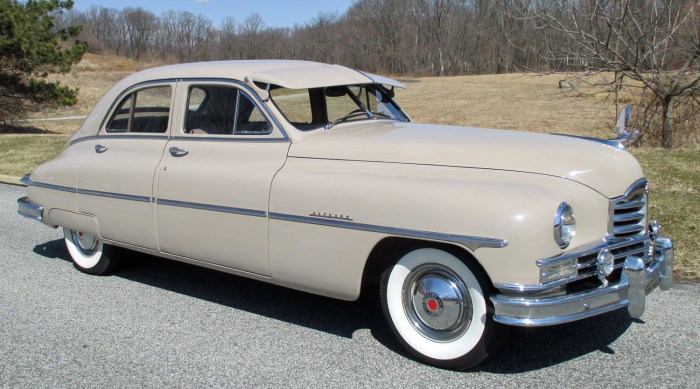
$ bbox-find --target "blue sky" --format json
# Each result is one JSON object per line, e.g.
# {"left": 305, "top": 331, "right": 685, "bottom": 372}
{"left": 73, "top": 0, "right": 354, "bottom": 28}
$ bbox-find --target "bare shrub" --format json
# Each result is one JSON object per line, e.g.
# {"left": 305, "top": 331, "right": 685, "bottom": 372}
{"left": 630, "top": 90, "right": 700, "bottom": 148}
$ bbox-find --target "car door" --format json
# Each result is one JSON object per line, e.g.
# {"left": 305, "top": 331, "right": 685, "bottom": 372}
{"left": 154, "top": 81, "right": 290, "bottom": 276}
{"left": 78, "top": 82, "right": 174, "bottom": 250}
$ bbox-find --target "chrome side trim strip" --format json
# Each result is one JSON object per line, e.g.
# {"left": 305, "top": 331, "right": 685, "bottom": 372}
{"left": 25, "top": 177, "right": 265, "bottom": 215}
{"left": 77, "top": 188, "right": 151, "bottom": 203}
{"left": 24, "top": 177, "right": 152, "bottom": 203}
{"left": 157, "top": 198, "right": 267, "bottom": 218}
{"left": 269, "top": 212, "right": 507, "bottom": 251}
{"left": 170, "top": 136, "right": 289, "bottom": 143}
{"left": 24, "top": 179, "right": 76, "bottom": 193}
{"left": 70, "top": 134, "right": 170, "bottom": 145}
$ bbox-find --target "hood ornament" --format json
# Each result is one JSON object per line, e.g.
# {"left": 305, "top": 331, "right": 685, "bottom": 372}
{"left": 609, "top": 104, "right": 641, "bottom": 149}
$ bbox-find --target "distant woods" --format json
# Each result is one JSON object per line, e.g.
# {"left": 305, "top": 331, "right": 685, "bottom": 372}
{"left": 52, "top": 0, "right": 699, "bottom": 147}
{"left": 54, "top": 1, "right": 547, "bottom": 76}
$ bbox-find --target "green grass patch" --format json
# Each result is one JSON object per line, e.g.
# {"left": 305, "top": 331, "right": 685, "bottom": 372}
{"left": 633, "top": 148, "right": 700, "bottom": 281}
{"left": 0, "top": 134, "right": 69, "bottom": 177}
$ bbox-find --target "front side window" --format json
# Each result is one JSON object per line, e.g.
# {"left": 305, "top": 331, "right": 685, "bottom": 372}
{"left": 270, "top": 84, "right": 408, "bottom": 131}
{"left": 184, "top": 85, "right": 272, "bottom": 135}
{"left": 106, "top": 86, "right": 172, "bottom": 133}
{"left": 235, "top": 93, "right": 272, "bottom": 135}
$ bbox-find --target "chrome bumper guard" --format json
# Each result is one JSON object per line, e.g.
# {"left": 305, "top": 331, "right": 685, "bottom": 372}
{"left": 17, "top": 196, "right": 44, "bottom": 221}
{"left": 491, "top": 236, "right": 674, "bottom": 327}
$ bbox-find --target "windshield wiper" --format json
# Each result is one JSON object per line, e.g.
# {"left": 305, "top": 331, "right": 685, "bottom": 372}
{"left": 325, "top": 111, "right": 370, "bottom": 129}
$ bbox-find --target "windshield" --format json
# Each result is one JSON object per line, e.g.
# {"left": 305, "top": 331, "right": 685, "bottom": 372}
{"left": 269, "top": 84, "right": 409, "bottom": 131}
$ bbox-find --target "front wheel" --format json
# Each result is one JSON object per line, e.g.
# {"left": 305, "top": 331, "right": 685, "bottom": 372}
{"left": 380, "top": 247, "right": 505, "bottom": 370}
{"left": 63, "top": 228, "right": 119, "bottom": 275}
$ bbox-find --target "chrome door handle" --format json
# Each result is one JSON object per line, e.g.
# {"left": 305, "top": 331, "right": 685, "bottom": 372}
{"left": 169, "top": 146, "right": 189, "bottom": 157}
{"left": 95, "top": 144, "right": 108, "bottom": 153}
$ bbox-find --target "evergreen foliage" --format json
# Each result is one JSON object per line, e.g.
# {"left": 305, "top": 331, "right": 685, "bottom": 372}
{"left": 0, "top": 0, "right": 86, "bottom": 122}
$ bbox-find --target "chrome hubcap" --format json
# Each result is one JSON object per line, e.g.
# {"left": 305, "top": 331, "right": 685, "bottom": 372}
{"left": 402, "top": 263, "right": 472, "bottom": 342}
{"left": 72, "top": 230, "right": 98, "bottom": 256}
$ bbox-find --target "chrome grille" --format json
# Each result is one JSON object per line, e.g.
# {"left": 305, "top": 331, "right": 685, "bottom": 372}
{"left": 609, "top": 179, "right": 648, "bottom": 239}
{"left": 533, "top": 234, "right": 651, "bottom": 293}
{"left": 575, "top": 240, "right": 648, "bottom": 278}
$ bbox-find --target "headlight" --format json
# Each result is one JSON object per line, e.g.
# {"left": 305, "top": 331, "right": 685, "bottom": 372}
{"left": 554, "top": 202, "right": 576, "bottom": 249}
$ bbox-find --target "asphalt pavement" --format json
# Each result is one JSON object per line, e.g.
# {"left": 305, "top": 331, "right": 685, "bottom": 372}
{"left": 1, "top": 183, "right": 699, "bottom": 387}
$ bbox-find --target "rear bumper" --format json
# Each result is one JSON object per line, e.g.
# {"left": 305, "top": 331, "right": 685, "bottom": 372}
{"left": 491, "top": 235, "right": 674, "bottom": 327}
{"left": 17, "top": 196, "right": 44, "bottom": 222}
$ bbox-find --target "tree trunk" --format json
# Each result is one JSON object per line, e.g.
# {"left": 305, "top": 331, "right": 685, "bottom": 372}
{"left": 661, "top": 96, "right": 674, "bottom": 149}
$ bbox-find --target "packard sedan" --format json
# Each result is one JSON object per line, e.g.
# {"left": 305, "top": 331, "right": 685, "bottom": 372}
{"left": 18, "top": 60, "right": 674, "bottom": 370}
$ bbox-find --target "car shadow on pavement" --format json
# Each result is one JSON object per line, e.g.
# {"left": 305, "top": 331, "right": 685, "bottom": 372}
{"left": 477, "top": 309, "right": 632, "bottom": 373}
{"left": 34, "top": 238, "right": 634, "bottom": 373}
{"left": 33, "top": 238, "right": 72, "bottom": 261}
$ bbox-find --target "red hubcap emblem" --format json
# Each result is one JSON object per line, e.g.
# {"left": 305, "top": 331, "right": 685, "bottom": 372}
{"left": 427, "top": 298, "right": 438, "bottom": 311}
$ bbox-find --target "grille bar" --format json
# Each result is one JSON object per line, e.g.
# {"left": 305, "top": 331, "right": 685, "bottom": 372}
{"left": 609, "top": 179, "right": 648, "bottom": 240}
{"left": 575, "top": 244, "right": 646, "bottom": 273}
{"left": 613, "top": 224, "right": 645, "bottom": 236}
{"left": 614, "top": 199, "right": 645, "bottom": 210}
{"left": 613, "top": 211, "right": 645, "bottom": 223}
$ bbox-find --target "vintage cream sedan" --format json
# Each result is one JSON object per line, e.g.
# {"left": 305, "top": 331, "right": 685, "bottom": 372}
{"left": 18, "top": 60, "right": 674, "bottom": 370}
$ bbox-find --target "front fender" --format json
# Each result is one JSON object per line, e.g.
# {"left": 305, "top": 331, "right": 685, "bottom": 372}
{"left": 269, "top": 157, "right": 609, "bottom": 298}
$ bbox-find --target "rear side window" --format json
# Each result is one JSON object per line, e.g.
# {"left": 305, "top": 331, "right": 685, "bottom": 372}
{"left": 185, "top": 84, "right": 271, "bottom": 135}
{"left": 106, "top": 86, "right": 172, "bottom": 133}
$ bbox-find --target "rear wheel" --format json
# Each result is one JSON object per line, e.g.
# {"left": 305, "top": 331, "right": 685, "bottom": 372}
{"left": 380, "top": 247, "right": 505, "bottom": 370}
{"left": 63, "top": 228, "right": 119, "bottom": 275}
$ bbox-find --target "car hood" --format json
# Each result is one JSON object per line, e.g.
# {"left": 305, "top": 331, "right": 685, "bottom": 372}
{"left": 288, "top": 121, "right": 643, "bottom": 198}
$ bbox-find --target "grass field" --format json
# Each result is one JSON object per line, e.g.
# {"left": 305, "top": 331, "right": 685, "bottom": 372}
{"left": 1, "top": 55, "right": 697, "bottom": 280}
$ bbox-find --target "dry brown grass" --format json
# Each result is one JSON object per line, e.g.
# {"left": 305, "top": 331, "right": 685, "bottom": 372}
{"left": 26, "top": 54, "right": 153, "bottom": 124}
{"left": 395, "top": 73, "right": 618, "bottom": 139}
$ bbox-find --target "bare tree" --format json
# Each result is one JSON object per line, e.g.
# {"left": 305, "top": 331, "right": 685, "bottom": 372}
{"left": 522, "top": 0, "right": 700, "bottom": 148}
{"left": 219, "top": 16, "right": 238, "bottom": 60}
{"left": 65, "top": 1, "right": 552, "bottom": 77}
{"left": 122, "top": 7, "right": 156, "bottom": 60}
{"left": 239, "top": 13, "right": 266, "bottom": 59}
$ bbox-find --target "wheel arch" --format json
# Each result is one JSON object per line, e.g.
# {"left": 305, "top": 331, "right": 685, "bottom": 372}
{"left": 360, "top": 236, "right": 496, "bottom": 298}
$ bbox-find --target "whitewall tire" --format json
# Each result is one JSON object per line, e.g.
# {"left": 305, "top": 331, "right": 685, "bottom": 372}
{"left": 380, "top": 247, "right": 505, "bottom": 370}
{"left": 63, "top": 228, "right": 119, "bottom": 275}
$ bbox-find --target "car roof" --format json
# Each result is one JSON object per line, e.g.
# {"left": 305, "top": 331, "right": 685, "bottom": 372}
{"left": 121, "top": 60, "right": 404, "bottom": 89}
{"left": 69, "top": 60, "right": 404, "bottom": 142}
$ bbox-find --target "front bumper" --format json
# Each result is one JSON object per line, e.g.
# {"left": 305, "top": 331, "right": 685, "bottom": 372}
{"left": 17, "top": 196, "right": 44, "bottom": 221}
{"left": 490, "top": 235, "right": 674, "bottom": 326}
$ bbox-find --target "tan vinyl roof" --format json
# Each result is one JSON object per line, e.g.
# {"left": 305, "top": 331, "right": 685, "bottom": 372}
{"left": 119, "top": 60, "right": 404, "bottom": 89}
